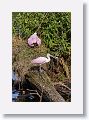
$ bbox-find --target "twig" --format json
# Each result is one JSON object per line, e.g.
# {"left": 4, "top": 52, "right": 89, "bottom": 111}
{"left": 26, "top": 89, "right": 38, "bottom": 93}
{"left": 39, "top": 68, "right": 44, "bottom": 102}
{"left": 52, "top": 81, "right": 71, "bottom": 91}
{"left": 18, "top": 92, "right": 41, "bottom": 98}
{"left": 40, "top": 87, "right": 43, "bottom": 102}
{"left": 59, "top": 57, "right": 70, "bottom": 80}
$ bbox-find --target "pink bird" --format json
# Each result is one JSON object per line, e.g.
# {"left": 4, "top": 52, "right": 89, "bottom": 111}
{"left": 31, "top": 53, "right": 58, "bottom": 72}
{"left": 28, "top": 32, "right": 41, "bottom": 47}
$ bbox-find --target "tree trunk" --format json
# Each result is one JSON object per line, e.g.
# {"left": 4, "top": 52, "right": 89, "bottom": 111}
{"left": 28, "top": 68, "right": 65, "bottom": 102}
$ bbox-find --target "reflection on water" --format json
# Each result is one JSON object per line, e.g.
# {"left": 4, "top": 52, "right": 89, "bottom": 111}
{"left": 12, "top": 89, "right": 19, "bottom": 102}
{"left": 12, "top": 71, "right": 50, "bottom": 102}
{"left": 12, "top": 88, "right": 39, "bottom": 102}
{"left": 12, "top": 71, "right": 17, "bottom": 81}
{"left": 28, "top": 95, "right": 34, "bottom": 100}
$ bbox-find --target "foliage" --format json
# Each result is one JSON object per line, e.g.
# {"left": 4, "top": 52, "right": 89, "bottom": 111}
{"left": 12, "top": 12, "right": 71, "bottom": 57}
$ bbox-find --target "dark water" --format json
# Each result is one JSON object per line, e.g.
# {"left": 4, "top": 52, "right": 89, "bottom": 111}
{"left": 12, "top": 71, "right": 71, "bottom": 102}
{"left": 12, "top": 89, "right": 19, "bottom": 102}
{"left": 12, "top": 88, "right": 41, "bottom": 102}
{"left": 12, "top": 71, "right": 18, "bottom": 81}
{"left": 12, "top": 71, "right": 50, "bottom": 102}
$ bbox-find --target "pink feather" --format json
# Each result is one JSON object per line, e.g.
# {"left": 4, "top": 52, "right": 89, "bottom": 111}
{"left": 28, "top": 33, "right": 41, "bottom": 46}
{"left": 31, "top": 57, "right": 47, "bottom": 64}
{"left": 31, "top": 54, "right": 51, "bottom": 65}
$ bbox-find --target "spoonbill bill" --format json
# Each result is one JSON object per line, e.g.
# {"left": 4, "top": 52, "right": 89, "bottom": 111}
{"left": 28, "top": 32, "right": 41, "bottom": 47}
{"left": 31, "top": 53, "right": 58, "bottom": 72}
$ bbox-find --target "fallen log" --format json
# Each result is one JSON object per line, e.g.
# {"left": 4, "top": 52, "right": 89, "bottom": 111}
{"left": 27, "top": 67, "right": 65, "bottom": 102}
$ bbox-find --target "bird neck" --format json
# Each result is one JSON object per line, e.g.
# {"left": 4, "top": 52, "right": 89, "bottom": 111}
{"left": 47, "top": 55, "right": 50, "bottom": 62}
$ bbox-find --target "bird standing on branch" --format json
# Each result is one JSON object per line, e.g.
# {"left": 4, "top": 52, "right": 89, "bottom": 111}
{"left": 31, "top": 53, "right": 58, "bottom": 72}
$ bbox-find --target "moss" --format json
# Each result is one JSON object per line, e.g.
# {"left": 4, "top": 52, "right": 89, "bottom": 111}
{"left": 12, "top": 37, "right": 48, "bottom": 78}
{"left": 58, "top": 73, "right": 66, "bottom": 81}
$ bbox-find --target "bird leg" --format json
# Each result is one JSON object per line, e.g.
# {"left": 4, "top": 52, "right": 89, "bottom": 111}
{"left": 39, "top": 65, "right": 43, "bottom": 73}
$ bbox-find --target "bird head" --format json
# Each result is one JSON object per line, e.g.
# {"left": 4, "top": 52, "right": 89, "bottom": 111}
{"left": 47, "top": 53, "right": 51, "bottom": 57}
{"left": 47, "top": 53, "right": 58, "bottom": 59}
{"left": 34, "top": 32, "right": 37, "bottom": 35}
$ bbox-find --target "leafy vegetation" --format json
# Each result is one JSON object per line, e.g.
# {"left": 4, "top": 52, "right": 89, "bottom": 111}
{"left": 12, "top": 12, "right": 71, "bottom": 57}
{"left": 12, "top": 12, "right": 71, "bottom": 102}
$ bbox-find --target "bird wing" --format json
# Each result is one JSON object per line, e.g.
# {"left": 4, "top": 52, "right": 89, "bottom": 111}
{"left": 28, "top": 34, "right": 37, "bottom": 45}
{"left": 36, "top": 37, "right": 41, "bottom": 46}
{"left": 31, "top": 57, "right": 47, "bottom": 64}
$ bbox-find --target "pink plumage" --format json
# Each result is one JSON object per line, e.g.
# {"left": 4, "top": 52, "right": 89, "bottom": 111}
{"left": 28, "top": 32, "right": 41, "bottom": 47}
{"left": 31, "top": 54, "right": 58, "bottom": 72}
{"left": 31, "top": 54, "right": 51, "bottom": 65}
{"left": 31, "top": 57, "right": 47, "bottom": 64}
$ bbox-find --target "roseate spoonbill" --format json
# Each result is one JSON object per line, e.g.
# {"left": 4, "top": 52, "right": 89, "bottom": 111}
{"left": 31, "top": 53, "right": 58, "bottom": 72}
{"left": 28, "top": 32, "right": 41, "bottom": 47}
